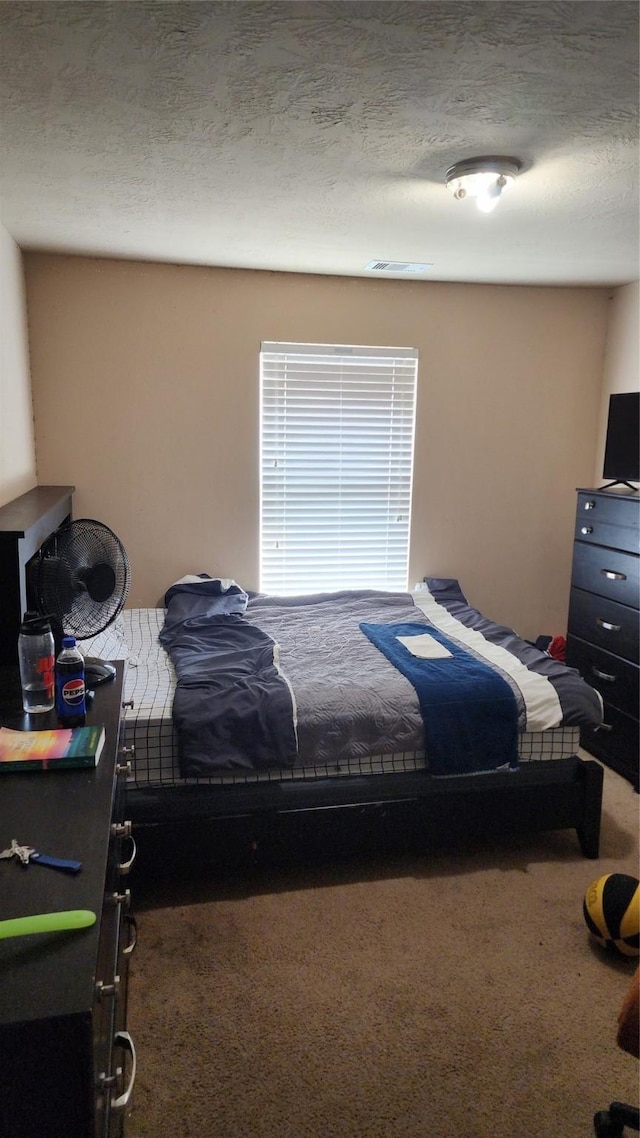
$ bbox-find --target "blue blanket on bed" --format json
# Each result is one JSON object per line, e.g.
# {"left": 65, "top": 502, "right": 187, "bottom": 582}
{"left": 359, "top": 621, "right": 519, "bottom": 776}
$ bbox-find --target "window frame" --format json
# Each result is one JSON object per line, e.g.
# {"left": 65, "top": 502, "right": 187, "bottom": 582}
{"left": 259, "top": 341, "right": 419, "bottom": 595}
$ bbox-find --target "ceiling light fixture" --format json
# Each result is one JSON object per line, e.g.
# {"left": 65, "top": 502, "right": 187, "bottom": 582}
{"left": 445, "top": 156, "right": 522, "bottom": 214}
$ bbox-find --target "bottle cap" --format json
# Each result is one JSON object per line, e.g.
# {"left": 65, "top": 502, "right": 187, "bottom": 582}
{"left": 20, "top": 612, "right": 52, "bottom": 635}
{"left": 62, "top": 636, "right": 77, "bottom": 648}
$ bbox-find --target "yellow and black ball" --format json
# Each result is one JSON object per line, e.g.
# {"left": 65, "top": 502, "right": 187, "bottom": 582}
{"left": 583, "top": 873, "right": 639, "bottom": 958}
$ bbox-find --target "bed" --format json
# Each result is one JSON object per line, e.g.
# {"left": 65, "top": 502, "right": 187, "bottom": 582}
{"left": 82, "top": 576, "right": 606, "bottom": 869}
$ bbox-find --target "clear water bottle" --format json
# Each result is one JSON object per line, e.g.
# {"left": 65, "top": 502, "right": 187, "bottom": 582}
{"left": 55, "top": 636, "right": 86, "bottom": 726}
{"left": 18, "top": 612, "right": 56, "bottom": 713}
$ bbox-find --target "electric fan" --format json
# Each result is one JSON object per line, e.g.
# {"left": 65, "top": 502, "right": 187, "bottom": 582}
{"left": 32, "top": 519, "right": 131, "bottom": 686}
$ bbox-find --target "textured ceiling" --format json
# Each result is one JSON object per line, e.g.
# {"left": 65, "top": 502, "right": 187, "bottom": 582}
{"left": 0, "top": 1, "right": 638, "bottom": 286}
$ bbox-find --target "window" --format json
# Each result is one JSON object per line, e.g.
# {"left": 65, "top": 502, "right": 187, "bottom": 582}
{"left": 260, "top": 342, "right": 418, "bottom": 594}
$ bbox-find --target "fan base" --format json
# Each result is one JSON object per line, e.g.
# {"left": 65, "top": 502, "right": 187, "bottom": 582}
{"left": 84, "top": 658, "right": 116, "bottom": 688}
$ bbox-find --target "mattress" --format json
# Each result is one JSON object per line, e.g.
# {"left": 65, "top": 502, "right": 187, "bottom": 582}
{"left": 82, "top": 608, "right": 581, "bottom": 789}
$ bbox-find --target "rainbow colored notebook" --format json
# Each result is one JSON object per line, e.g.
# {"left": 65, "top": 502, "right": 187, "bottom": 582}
{"left": 0, "top": 725, "right": 105, "bottom": 770}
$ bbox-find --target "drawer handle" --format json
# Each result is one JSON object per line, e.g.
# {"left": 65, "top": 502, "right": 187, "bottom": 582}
{"left": 583, "top": 500, "right": 596, "bottom": 510}
{"left": 580, "top": 526, "right": 594, "bottom": 535}
{"left": 118, "top": 834, "right": 137, "bottom": 876}
{"left": 95, "top": 975, "right": 120, "bottom": 1000}
{"left": 111, "top": 820, "right": 132, "bottom": 839}
{"left": 591, "top": 666, "right": 617, "bottom": 683}
{"left": 122, "top": 698, "right": 134, "bottom": 710}
{"left": 600, "top": 569, "right": 627, "bottom": 581}
{"left": 111, "top": 888, "right": 132, "bottom": 909}
{"left": 111, "top": 1031, "right": 137, "bottom": 1111}
{"left": 122, "top": 912, "right": 138, "bottom": 957}
{"left": 596, "top": 618, "right": 621, "bottom": 632}
{"left": 117, "top": 747, "right": 135, "bottom": 778}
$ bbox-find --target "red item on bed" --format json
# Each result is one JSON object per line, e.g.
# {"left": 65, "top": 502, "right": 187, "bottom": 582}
{"left": 548, "top": 635, "right": 566, "bottom": 663}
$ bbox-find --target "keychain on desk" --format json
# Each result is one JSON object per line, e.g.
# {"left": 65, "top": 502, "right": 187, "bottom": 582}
{"left": 0, "top": 839, "right": 82, "bottom": 874}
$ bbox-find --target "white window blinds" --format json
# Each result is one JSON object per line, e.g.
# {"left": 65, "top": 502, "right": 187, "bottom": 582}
{"left": 260, "top": 342, "right": 419, "bottom": 594}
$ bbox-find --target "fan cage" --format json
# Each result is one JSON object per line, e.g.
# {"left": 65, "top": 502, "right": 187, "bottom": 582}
{"left": 36, "top": 518, "right": 131, "bottom": 639}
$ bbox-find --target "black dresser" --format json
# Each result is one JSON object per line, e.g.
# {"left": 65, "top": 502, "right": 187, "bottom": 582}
{"left": 566, "top": 488, "right": 639, "bottom": 789}
{"left": 0, "top": 664, "right": 136, "bottom": 1137}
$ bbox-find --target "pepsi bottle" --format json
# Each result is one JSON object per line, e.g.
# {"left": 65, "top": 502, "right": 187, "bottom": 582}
{"left": 56, "top": 636, "right": 86, "bottom": 726}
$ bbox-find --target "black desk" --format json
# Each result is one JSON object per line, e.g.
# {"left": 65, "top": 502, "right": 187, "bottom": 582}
{"left": 0, "top": 664, "right": 135, "bottom": 1138}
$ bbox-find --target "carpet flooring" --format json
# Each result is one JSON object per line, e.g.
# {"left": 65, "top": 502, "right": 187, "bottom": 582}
{"left": 125, "top": 759, "right": 639, "bottom": 1138}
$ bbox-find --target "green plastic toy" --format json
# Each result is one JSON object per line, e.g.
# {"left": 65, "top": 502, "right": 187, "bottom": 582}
{"left": 0, "top": 910, "right": 96, "bottom": 939}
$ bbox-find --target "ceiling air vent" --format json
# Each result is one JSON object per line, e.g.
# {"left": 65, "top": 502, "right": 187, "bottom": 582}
{"left": 365, "top": 260, "right": 433, "bottom": 273}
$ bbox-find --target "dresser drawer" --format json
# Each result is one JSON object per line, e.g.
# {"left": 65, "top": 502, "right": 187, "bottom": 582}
{"left": 568, "top": 588, "right": 639, "bottom": 663}
{"left": 580, "top": 706, "right": 639, "bottom": 788}
{"left": 570, "top": 540, "right": 639, "bottom": 608}
{"left": 576, "top": 492, "right": 640, "bottom": 555}
{"left": 566, "top": 635, "right": 639, "bottom": 719}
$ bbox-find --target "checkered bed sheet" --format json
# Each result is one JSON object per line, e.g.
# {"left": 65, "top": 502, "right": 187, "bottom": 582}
{"left": 82, "top": 609, "right": 581, "bottom": 789}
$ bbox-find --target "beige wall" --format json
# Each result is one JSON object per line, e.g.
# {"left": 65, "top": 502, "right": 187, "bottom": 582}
{"left": 0, "top": 223, "right": 36, "bottom": 506}
{"left": 594, "top": 281, "right": 640, "bottom": 482}
{"left": 25, "top": 254, "right": 611, "bottom": 640}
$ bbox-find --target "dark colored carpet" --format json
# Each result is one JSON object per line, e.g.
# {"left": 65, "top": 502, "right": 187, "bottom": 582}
{"left": 126, "top": 761, "right": 639, "bottom": 1138}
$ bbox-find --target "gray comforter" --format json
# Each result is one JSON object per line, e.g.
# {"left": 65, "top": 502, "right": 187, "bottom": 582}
{"left": 159, "top": 577, "right": 603, "bottom": 777}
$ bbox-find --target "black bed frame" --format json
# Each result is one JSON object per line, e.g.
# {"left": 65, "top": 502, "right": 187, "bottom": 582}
{"left": 0, "top": 486, "right": 605, "bottom": 877}
{"left": 126, "top": 756, "right": 603, "bottom": 876}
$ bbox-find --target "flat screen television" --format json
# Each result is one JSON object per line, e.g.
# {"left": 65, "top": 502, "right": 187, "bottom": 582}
{"left": 602, "top": 392, "right": 639, "bottom": 487}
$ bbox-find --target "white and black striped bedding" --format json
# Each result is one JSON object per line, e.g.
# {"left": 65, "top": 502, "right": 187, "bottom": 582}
{"left": 415, "top": 578, "right": 603, "bottom": 731}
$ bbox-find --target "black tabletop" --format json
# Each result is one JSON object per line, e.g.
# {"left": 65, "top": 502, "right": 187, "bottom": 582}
{"left": 0, "top": 664, "right": 123, "bottom": 1026}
